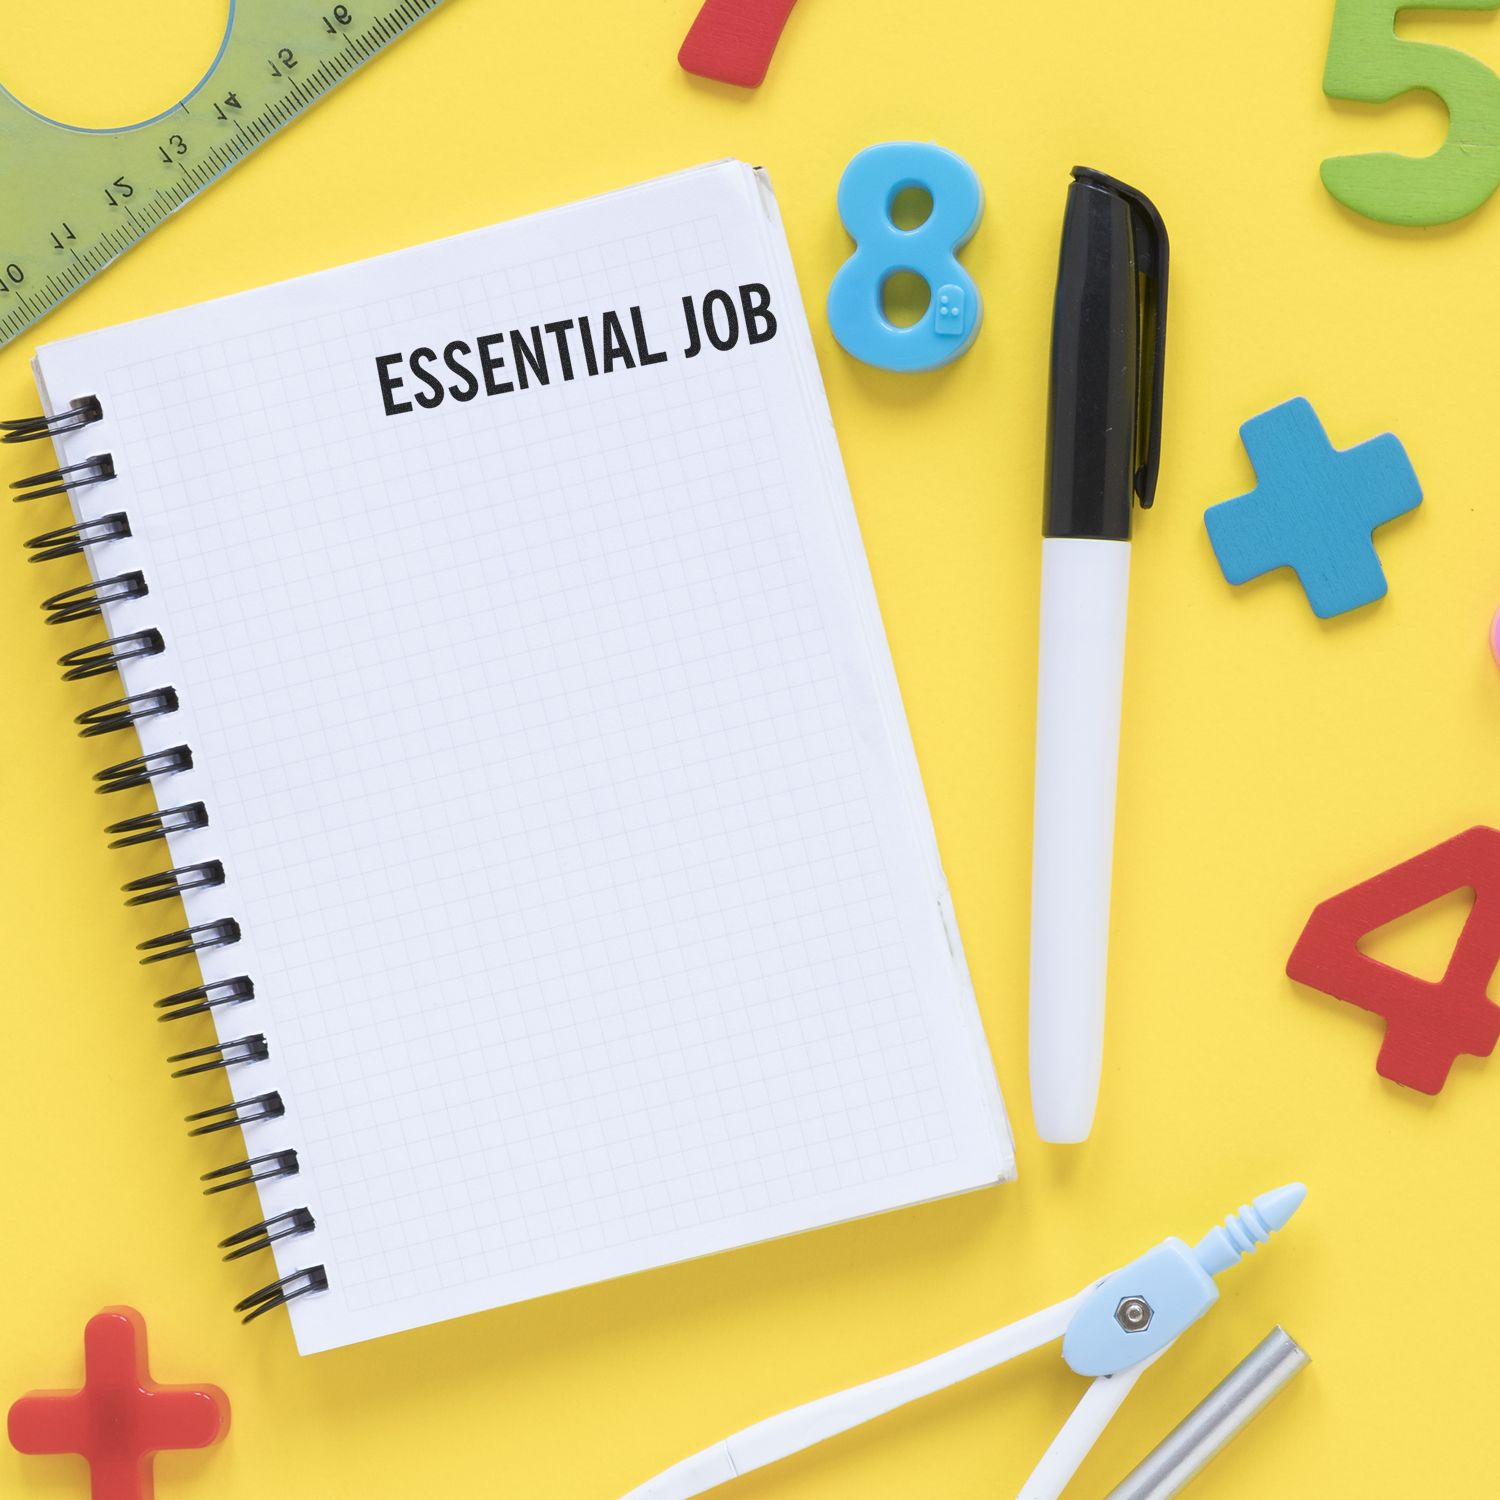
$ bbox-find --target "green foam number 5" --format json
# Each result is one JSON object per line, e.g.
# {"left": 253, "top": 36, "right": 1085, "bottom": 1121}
{"left": 1322, "top": 0, "right": 1500, "bottom": 226}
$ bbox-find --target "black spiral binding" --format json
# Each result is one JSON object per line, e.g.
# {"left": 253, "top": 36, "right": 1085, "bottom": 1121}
{"left": 201, "top": 1151, "right": 300, "bottom": 1195}
{"left": 106, "top": 803, "right": 210, "bottom": 848}
{"left": 43, "top": 570, "right": 148, "bottom": 625}
{"left": 11, "top": 454, "right": 116, "bottom": 502}
{"left": 59, "top": 630, "right": 166, "bottom": 681}
{"left": 2, "top": 395, "right": 102, "bottom": 444}
{"left": 95, "top": 745, "right": 195, "bottom": 794}
{"left": 13, "top": 394, "right": 325, "bottom": 1325}
{"left": 28, "top": 512, "right": 131, "bottom": 563}
{"left": 122, "top": 861, "right": 226, "bottom": 905}
{"left": 168, "top": 1033, "right": 269, "bottom": 1076}
{"left": 219, "top": 1208, "right": 315, "bottom": 1261}
{"left": 154, "top": 975, "right": 254, "bottom": 1020}
{"left": 76, "top": 689, "right": 180, "bottom": 739}
{"left": 235, "top": 1269, "right": 331, "bottom": 1324}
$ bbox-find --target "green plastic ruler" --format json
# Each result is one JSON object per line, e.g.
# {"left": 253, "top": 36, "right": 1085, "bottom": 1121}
{"left": 0, "top": 0, "right": 446, "bottom": 351}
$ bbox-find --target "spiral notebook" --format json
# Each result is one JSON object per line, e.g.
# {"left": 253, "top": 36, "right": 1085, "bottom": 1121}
{"left": 17, "top": 161, "right": 1013, "bottom": 1355}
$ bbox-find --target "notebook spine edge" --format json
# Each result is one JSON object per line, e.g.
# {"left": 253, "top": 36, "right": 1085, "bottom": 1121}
{"left": 8, "top": 392, "right": 330, "bottom": 1328}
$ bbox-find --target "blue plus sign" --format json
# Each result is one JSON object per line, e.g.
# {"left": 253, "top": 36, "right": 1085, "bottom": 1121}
{"left": 1204, "top": 397, "right": 1422, "bottom": 619}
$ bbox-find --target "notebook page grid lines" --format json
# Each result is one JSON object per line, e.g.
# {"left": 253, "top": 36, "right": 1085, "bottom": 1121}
{"left": 40, "top": 164, "right": 1005, "bottom": 1352}
{"left": 749, "top": 179, "right": 1012, "bottom": 1147}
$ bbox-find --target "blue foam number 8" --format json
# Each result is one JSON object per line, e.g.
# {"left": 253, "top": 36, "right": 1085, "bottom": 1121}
{"left": 827, "top": 142, "right": 983, "bottom": 373}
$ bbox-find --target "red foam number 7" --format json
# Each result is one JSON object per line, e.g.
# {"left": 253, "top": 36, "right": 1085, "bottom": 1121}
{"left": 1322, "top": 0, "right": 1500, "bottom": 226}
{"left": 678, "top": 0, "right": 802, "bottom": 88}
{"left": 1287, "top": 826, "right": 1500, "bottom": 1093}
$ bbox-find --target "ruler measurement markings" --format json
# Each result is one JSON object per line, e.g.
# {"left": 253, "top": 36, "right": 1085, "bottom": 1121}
{"left": 0, "top": 2, "right": 444, "bottom": 349}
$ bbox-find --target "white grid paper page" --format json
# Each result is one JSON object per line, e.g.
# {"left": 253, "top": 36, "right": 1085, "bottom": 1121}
{"left": 37, "top": 162, "right": 1012, "bottom": 1354}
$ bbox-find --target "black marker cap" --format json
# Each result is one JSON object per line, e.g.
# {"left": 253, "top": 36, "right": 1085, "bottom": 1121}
{"left": 1043, "top": 168, "right": 1170, "bottom": 540}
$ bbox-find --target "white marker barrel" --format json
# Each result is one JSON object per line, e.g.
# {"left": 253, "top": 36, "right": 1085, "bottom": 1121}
{"left": 1029, "top": 537, "right": 1131, "bottom": 1144}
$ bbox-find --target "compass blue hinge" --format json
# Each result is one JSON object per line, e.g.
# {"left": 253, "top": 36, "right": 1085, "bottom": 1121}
{"left": 1062, "top": 1183, "right": 1307, "bottom": 1378}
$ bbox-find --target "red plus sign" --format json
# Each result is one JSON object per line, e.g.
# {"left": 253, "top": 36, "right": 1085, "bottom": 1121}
{"left": 7, "top": 1307, "right": 229, "bottom": 1500}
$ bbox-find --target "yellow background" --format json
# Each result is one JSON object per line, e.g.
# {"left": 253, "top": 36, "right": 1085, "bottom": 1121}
{"left": 3, "top": 1, "right": 1499, "bottom": 1495}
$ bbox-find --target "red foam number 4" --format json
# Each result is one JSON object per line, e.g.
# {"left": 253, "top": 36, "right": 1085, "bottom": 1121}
{"left": 1288, "top": 826, "right": 1500, "bottom": 1094}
